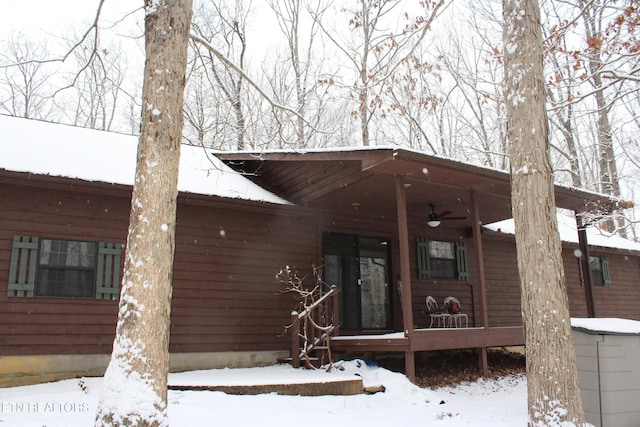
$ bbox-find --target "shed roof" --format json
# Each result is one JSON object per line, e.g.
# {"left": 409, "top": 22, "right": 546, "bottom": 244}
{"left": 571, "top": 317, "right": 640, "bottom": 335}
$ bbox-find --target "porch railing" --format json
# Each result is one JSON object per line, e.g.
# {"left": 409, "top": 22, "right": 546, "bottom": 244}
{"left": 287, "top": 285, "right": 339, "bottom": 369}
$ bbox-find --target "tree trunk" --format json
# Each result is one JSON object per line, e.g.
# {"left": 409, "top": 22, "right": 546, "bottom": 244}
{"left": 95, "top": 1, "right": 193, "bottom": 426}
{"left": 582, "top": 2, "right": 626, "bottom": 236}
{"left": 502, "top": 0, "right": 586, "bottom": 425}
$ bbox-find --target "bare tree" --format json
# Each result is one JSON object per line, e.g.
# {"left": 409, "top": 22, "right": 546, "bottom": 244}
{"left": 580, "top": 0, "right": 631, "bottom": 234}
{"left": 384, "top": 62, "right": 440, "bottom": 153}
{"left": 313, "top": 0, "right": 447, "bottom": 146}
{"left": 434, "top": 14, "right": 508, "bottom": 169}
{"left": 94, "top": 0, "right": 193, "bottom": 425}
{"left": 64, "top": 41, "right": 131, "bottom": 131}
{"left": 265, "top": 0, "right": 330, "bottom": 147}
{"left": 503, "top": 0, "right": 587, "bottom": 425}
{"left": 186, "top": 0, "right": 250, "bottom": 150}
{"left": 0, "top": 36, "right": 55, "bottom": 119}
{"left": 540, "top": 0, "right": 639, "bottom": 236}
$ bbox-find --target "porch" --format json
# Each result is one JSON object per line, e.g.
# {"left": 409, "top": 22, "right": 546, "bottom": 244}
{"left": 330, "top": 326, "right": 524, "bottom": 382}
{"left": 283, "top": 280, "right": 525, "bottom": 382}
{"left": 219, "top": 148, "right": 615, "bottom": 382}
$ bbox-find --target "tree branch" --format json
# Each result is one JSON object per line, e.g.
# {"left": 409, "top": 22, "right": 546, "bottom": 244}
{"left": 189, "top": 32, "right": 328, "bottom": 136}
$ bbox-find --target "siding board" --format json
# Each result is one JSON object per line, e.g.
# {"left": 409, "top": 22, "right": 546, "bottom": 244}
{"left": 0, "top": 181, "right": 318, "bottom": 356}
{"left": 2, "top": 177, "right": 640, "bottom": 361}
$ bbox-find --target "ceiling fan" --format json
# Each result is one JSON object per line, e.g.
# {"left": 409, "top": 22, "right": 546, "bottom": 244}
{"left": 427, "top": 203, "right": 467, "bottom": 227}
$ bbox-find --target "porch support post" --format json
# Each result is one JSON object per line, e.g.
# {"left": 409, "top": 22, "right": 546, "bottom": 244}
{"left": 395, "top": 176, "right": 415, "bottom": 382}
{"left": 470, "top": 190, "right": 489, "bottom": 376}
{"left": 576, "top": 214, "right": 596, "bottom": 317}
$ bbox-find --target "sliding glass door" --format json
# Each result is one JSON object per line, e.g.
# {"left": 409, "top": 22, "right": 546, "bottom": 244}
{"left": 322, "top": 232, "right": 391, "bottom": 330}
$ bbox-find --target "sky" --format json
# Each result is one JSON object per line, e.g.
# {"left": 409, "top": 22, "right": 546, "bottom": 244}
{"left": 0, "top": 0, "right": 138, "bottom": 32}
{"left": 0, "top": 0, "right": 141, "bottom": 44}
{"left": 0, "top": 0, "right": 277, "bottom": 59}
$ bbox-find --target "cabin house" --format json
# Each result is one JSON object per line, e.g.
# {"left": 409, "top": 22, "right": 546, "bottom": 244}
{"left": 1, "top": 115, "right": 639, "bottom": 386}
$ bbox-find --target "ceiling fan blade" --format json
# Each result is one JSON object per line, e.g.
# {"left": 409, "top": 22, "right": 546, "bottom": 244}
{"left": 440, "top": 216, "right": 467, "bottom": 221}
{"left": 438, "top": 210, "right": 452, "bottom": 218}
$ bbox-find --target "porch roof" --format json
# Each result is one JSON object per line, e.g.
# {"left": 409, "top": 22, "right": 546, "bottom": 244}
{"left": 217, "top": 147, "right": 617, "bottom": 225}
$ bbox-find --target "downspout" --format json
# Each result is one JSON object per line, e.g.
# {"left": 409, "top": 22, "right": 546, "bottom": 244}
{"left": 470, "top": 190, "right": 489, "bottom": 376}
{"left": 394, "top": 176, "right": 415, "bottom": 382}
{"left": 576, "top": 213, "right": 596, "bottom": 317}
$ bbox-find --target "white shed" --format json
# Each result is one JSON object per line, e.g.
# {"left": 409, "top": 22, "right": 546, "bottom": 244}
{"left": 571, "top": 318, "right": 640, "bottom": 427}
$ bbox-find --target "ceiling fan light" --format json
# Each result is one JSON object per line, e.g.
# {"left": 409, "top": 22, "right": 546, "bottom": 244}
{"left": 427, "top": 214, "right": 441, "bottom": 228}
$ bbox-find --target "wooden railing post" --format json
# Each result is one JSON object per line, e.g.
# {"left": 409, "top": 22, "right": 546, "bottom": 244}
{"left": 286, "top": 285, "right": 339, "bottom": 369}
{"left": 331, "top": 285, "right": 339, "bottom": 336}
{"left": 312, "top": 303, "right": 320, "bottom": 346}
{"left": 290, "top": 311, "right": 300, "bottom": 368}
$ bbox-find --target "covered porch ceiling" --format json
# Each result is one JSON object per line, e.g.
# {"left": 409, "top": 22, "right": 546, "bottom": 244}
{"left": 217, "top": 147, "right": 614, "bottom": 226}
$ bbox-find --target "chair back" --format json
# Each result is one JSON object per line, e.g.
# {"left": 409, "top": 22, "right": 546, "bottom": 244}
{"left": 426, "top": 296, "right": 438, "bottom": 311}
{"left": 444, "top": 296, "right": 461, "bottom": 314}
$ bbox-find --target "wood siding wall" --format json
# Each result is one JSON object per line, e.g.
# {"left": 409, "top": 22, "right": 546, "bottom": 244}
{"left": 0, "top": 183, "right": 127, "bottom": 355}
{"left": 169, "top": 201, "right": 316, "bottom": 353}
{"left": 408, "top": 221, "right": 477, "bottom": 328}
{"left": 588, "top": 248, "right": 640, "bottom": 319}
{"left": 0, "top": 181, "right": 318, "bottom": 356}
{"left": 1, "top": 178, "right": 639, "bottom": 358}
{"left": 483, "top": 235, "right": 640, "bottom": 326}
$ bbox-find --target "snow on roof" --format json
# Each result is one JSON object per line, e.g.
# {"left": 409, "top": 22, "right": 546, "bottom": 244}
{"left": 484, "top": 212, "right": 640, "bottom": 252}
{"left": 571, "top": 317, "right": 640, "bottom": 335}
{"left": 0, "top": 115, "right": 289, "bottom": 205}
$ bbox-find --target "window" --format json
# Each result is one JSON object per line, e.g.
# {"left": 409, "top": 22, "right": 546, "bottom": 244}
{"left": 416, "top": 238, "right": 469, "bottom": 280}
{"left": 37, "top": 239, "right": 97, "bottom": 297}
{"left": 428, "top": 241, "right": 456, "bottom": 278}
{"left": 7, "top": 236, "right": 122, "bottom": 299}
{"left": 589, "top": 256, "right": 611, "bottom": 287}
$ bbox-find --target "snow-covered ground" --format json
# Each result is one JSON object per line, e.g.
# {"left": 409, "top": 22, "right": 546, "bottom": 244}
{"left": 4, "top": 318, "right": 639, "bottom": 426}
{"left": 0, "top": 360, "right": 526, "bottom": 426}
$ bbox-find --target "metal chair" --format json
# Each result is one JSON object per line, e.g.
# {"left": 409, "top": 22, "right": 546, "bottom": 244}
{"left": 426, "top": 296, "right": 450, "bottom": 328}
{"left": 444, "top": 296, "right": 468, "bottom": 328}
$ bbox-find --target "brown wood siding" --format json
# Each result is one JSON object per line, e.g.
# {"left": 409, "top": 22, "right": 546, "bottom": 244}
{"left": 2, "top": 176, "right": 640, "bottom": 358}
{"left": 482, "top": 238, "right": 594, "bottom": 327}
{"left": 0, "top": 183, "right": 127, "bottom": 355}
{"left": 233, "top": 160, "right": 364, "bottom": 204}
{"left": 483, "top": 238, "right": 522, "bottom": 327}
{"left": 482, "top": 236, "right": 640, "bottom": 326}
{"left": 408, "top": 221, "right": 477, "bottom": 328}
{"left": 589, "top": 249, "right": 640, "bottom": 320}
{"left": 0, "top": 181, "right": 318, "bottom": 356}
{"left": 562, "top": 249, "right": 590, "bottom": 318}
{"left": 169, "top": 202, "right": 317, "bottom": 353}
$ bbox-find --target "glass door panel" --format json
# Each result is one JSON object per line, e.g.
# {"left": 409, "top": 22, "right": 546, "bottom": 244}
{"left": 358, "top": 237, "right": 390, "bottom": 329}
{"left": 322, "top": 232, "right": 391, "bottom": 330}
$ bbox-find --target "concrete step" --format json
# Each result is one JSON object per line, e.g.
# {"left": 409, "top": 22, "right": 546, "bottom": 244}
{"left": 168, "top": 377, "right": 364, "bottom": 396}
